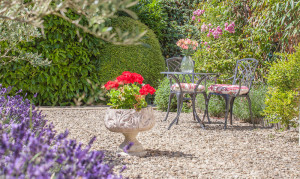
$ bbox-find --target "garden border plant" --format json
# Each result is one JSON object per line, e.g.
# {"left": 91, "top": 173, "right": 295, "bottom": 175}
{"left": 263, "top": 43, "right": 300, "bottom": 129}
{"left": 0, "top": 84, "right": 126, "bottom": 178}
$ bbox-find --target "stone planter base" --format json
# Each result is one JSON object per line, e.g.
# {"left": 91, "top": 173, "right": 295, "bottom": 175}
{"left": 117, "top": 132, "right": 147, "bottom": 157}
{"left": 104, "top": 107, "right": 155, "bottom": 157}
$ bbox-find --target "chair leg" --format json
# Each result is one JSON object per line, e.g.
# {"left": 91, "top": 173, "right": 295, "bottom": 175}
{"left": 175, "top": 93, "right": 183, "bottom": 125}
{"left": 206, "top": 93, "right": 212, "bottom": 124}
{"left": 222, "top": 95, "right": 231, "bottom": 129}
{"left": 246, "top": 95, "right": 255, "bottom": 128}
{"left": 229, "top": 97, "right": 236, "bottom": 125}
{"left": 164, "top": 93, "right": 175, "bottom": 121}
{"left": 189, "top": 94, "right": 196, "bottom": 121}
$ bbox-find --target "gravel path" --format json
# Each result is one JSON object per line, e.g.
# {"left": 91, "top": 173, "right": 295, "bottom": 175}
{"left": 41, "top": 107, "right": 300, "bottom": 178}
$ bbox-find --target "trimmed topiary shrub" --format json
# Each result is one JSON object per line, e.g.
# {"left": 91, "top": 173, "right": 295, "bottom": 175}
{"left": 96, "top": 17, "right": 165, "bottom": 88}
{"left": 0, "top": 11, "right": 105, "bottom": 106}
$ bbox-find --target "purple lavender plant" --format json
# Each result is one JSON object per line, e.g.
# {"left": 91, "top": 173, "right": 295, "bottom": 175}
{"left": 0, "top": 85, "right": 124, "bottom": 179}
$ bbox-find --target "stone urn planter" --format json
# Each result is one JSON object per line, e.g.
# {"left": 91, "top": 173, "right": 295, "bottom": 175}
{"left": 104, "top": 107, "right": 155, "bottom": 157}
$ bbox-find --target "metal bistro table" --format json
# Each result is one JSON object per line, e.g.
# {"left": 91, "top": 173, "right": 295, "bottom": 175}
{"left": 160, "top": 72, "right": 217, "bottom": 130}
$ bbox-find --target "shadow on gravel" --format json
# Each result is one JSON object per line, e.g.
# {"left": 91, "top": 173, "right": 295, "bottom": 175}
{"left": 102, "top": 150, "right": 129, "bottom": 166}
{"left": 144, "top": 149, "right": 195, "bottom": 159}
{"left": 193, "top": 124, "right": 273, "bottom": 131}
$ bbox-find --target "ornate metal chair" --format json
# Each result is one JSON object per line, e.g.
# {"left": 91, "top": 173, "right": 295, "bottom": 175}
{"left": 206, "top": 58, "right": 258, "bottom": 129}
{"left": 164, "top": 57, "right": 208, "bottom": 127}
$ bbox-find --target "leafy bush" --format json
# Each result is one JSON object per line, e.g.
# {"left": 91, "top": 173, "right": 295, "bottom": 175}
{"left": 263, "top": 44, "right": 300, "bottom": 129}
{"left": 196, "top": 92, "right": 225, "bottom": 118}
{"left": 159, "top": 0, "right": 201, "bottom": 58}
{"left": 247, "top": 0, "right": 300, "bottom": 53}
{"left": 154, "top": 77, "right": 175, "bottom": 111}
{"left": 119, "top": 0, "right": 201, "bottom": 58}
{"left": 154, "top": 77, "right": 192, "bottom": 113}
{"left": 192, "top": 0, "right": 300, "bottom": 80}
{"left": 0, "top": 11, "right": 104, "bottom": 106}
{"left": 196, "top": 85, "right": 267, "bottom": 121}
{"left": 97, "top": 17, "right": 165, "bottom": 88}
{"left": 132, "top": 0, "right": 168, "bottom": 44}
{"left": 0, "top": 85, "right": 124, "bottom": 178}
{"left": 191, "top": 1, "right": 264, "bottom": 79}
{"left": 233, "top": 86, "right": 267, "bottom": 123}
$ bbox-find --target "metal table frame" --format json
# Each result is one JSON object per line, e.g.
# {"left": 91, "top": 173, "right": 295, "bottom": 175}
{"left": 161, "top": 72, "right": 216, "bottom": 130}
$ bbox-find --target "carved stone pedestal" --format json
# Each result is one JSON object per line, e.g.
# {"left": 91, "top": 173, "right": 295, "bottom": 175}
{"left": 104, "top": 107, "right": 155, "bottom": 157}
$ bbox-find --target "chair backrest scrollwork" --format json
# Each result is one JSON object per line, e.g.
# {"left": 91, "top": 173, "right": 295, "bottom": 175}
{"left": 232, "top": 58, "right": 258, "bottom": 92}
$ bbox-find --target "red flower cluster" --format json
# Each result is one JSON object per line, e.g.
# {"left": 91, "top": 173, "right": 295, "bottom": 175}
{"left": 104, "top": 71, "right": 155, "bottom": 96}
{"left": 139, "top": 84, "right": 156, "bottom": 95}
{"left": 104, "top": 80, "right": 119, "bottom": 90}
{"left": 116, "top": 71, "right": 144, "bottom": 84}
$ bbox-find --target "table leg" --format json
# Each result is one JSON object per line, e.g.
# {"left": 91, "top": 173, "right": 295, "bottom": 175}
{"left": 192, "top": 93, "right": 205, "bottom": 129}
{"left": 168, "top": 93, "right": 183, "bottom": 130}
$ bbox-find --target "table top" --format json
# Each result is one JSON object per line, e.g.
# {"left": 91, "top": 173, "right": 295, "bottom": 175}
{"left": 161, "top": 72, "right": 216, "bottom": 75}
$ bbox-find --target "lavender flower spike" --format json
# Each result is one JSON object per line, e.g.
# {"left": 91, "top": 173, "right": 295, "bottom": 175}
{"left": 123, "top": 142, "right": 134, "bottom": 153}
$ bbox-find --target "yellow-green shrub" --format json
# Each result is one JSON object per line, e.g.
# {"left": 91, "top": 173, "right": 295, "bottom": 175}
{"left": 263, "top": 44, "right": 300, "bottom": 129}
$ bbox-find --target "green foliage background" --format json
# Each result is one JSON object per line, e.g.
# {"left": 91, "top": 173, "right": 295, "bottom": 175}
{"left": 96, "top": 17, "right": 165, "bottom": 88}
{"left": 0, "top": 11, "right": 104, "bottom": 105}
{"left": 191, "top": 0, "right": 300, "bottom": 81}
{"left": 129, "top": 0, "right": 201, "bottom": 58}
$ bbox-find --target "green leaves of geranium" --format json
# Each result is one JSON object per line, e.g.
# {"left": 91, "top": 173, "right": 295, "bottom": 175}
{"left": 107, "top": 84, "right": 147, "bottom": 110}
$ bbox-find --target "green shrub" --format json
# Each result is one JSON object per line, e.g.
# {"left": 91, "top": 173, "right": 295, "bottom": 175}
{"left": 119, "top": 0, "right": 201, "bottom": 58}
{"left": 192, "top": 1, "right": 264, "bottom": 79}
{"left": 263, "top": 44, "right": 300, "bottom": 129}
{"left": 192, "top": 0, "right": 300, "bottom": 80}
{"left": 132, "top": 0, "right": 168, "bottom": 44}
{"left": 154, "top": 77, "right": 192, "bottom": 113}
{"left": 233, "top": 86, "right": 267, "bottom": 123}
{"left": 96, "top": 17, "right": 165, "bottom": 88}
{"left": 154, "top": 77, "right": 176, "bottom": 111}
{"left": 196, "top": 92, "right": 225, "bottom": 118}
{"left": 0, "top": 11, "right": 105, "bottom": 106}
{"left": 159, "top": 0, "right": 201, "bottom": 58}
{"left": 196, "top": 85, "right": 267, "bottom": 121}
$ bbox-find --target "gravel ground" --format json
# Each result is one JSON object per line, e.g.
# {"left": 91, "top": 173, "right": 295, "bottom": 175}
{"left": 41, "top": 107, "right": 300, "bottom": 178}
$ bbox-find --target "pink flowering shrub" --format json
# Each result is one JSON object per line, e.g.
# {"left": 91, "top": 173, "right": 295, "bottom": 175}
{"left": 211, "top": 26, "right": 223, "bottom": 39}
{"left": 206, "top": 24, "right": 231, "bottom": 39}
{"left": 201, "top": 23, "right": 208, "bottom": 32}
{"left": 190, "top": 8, "right": 236, "bottom": 52}
{"left": 225, "top": 22, "right": 235, "bottom": 33}
{"left": 191, "top": 8, "right": 235, "bottom": 40}
{"left": 190, "top": 3, "right": 253, "bottom": 79}
{"left": 193, "top": 9, "right": 205, "bottom": 16}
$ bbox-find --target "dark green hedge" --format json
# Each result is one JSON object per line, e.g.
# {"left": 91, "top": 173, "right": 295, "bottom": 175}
{"left": 96, "top": 17, "right": 165, "bottom": 88}
{"left": 0, "top": 11, "right": 104, "bottom": 106}
{"left": 117, "top": 0, "right": 200, "bottom": 58}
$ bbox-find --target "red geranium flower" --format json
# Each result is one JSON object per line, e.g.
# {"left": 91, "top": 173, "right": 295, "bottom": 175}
{"left": 132, "top": 73, "right": 144, "bottom": 84}
{"left": 116, "top": 71, "right": 144, "bottom": 84}
{"left": 139, "top": 84, "right": 156, "bottom": 95}
{"left": 104, "top": 80, "right": 119, "bottom": 90}
{"left": 116, "top": 71, "right": 134, "bottom": 84}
